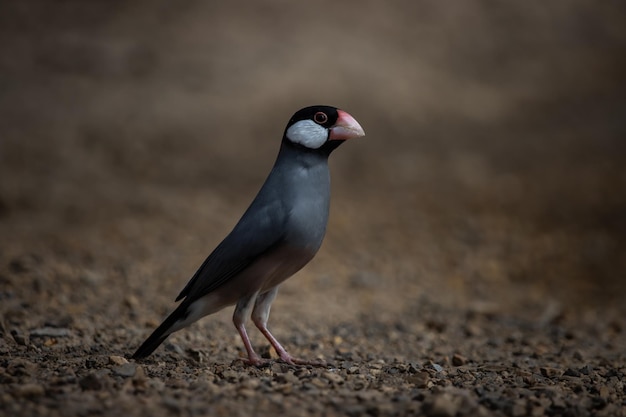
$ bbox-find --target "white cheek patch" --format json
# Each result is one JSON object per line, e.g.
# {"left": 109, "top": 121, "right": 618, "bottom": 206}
{"left": 285, "top": 120, "right": 328, "bottom": 149}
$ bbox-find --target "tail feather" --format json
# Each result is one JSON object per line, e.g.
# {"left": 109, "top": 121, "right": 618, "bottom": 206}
{"left": 132, "top": 303, "right": 189, "bottom": 359}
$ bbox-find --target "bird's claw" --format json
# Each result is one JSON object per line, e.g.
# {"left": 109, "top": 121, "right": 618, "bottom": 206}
{"left": 244, "top": 357, "right": 272, "bottom": 367}
{"left": 279, "top": 356, "right": 327, "bottom": 367}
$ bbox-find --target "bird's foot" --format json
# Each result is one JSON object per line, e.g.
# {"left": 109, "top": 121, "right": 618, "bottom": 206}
{"left": 279, "top": 355, "right": 327, "bottom": 367}
{"left": 243, "top": 355, "right": 272, "bottom": 367}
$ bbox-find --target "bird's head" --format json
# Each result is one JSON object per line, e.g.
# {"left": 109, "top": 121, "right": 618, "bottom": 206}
{"left": 284, "top": 105, "right": 365, "bottom": 153}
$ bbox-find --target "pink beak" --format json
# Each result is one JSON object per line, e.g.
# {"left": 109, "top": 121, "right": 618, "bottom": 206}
{"left": 329, "top": 110, "right": 365, "bottom": 141}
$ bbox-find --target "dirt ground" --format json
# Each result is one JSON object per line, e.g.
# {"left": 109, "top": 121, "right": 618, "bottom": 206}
{"left": 1, "top": 1, "right": 625, "bottom": 416}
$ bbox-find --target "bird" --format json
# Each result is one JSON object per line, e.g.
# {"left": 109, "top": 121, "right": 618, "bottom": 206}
{"left": 132, "top": 105, "right": 365, "bottom": 366}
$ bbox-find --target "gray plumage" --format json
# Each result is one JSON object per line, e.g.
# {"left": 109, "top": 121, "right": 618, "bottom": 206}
{"left": 132, "top": 106, "right": 364, "bottom": 365}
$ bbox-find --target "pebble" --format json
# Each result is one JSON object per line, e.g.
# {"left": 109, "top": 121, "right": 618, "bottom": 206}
{"left": 452, "top": 354, "right": 467, "bottom": 366}
{"left": 563, "top": 367, "right": 580, "bottom": 377}
{"left": 237, "top": 388, "right": 257, "bottom": 398}
{"left": 109, "top": 355, "right": 129, "bottom": 366}
{"left": 429, "top": 363, "right": 444, "bottom": 373}
{"left": 510, "top": 400, "right": 527, "bottom": 417}
{"left": 8, "top": 254, "right": 42, "bottom": 273}
{"left": 310, "top": 377, "right": 329, "bottom": 389}
{"left": 13, "top": 383, "right": 45, "bottom": 398}
{"left": 2, "top": 276, "right": 624, "bottom": 417}
{"left": 347, "top": 366, "right": 360, "bottom": 374}
{"left": 132, "top": 366, "right": 147, "bottom": 389}
{"left": 6, "top": 358, "right": 36, "bottom": 377}
{"left": 221, "top": 370, "right": 240, "bottom": 382}
{"left": 30, "top": 327, "right": 72, "bottom": 338}
{"left": 540, "top": 367, "right": 562, "bottom": 378}
{"left": 270, "top": 362, "right": 289, "bottom": 374}
{"left": 274, "top": 371, "right": 298, "bottom": 384}
{"left": 551, "top": 396, "right": 566, "bottom": 409}
{"left": 356, "top": 391, "right": 381, "bottom": 402}
{"left": 162, "top": 395, "right": 181, "bottom": 413}
{"left": 322, "top": 371, "right": 344, "bottom": 384}
{"left": 407, "top": 371, "right": 430, "bottom": 388}
{"left": 598, "top": 385, "right": 610, "bottom": 399}
{"left": 10, "top": 330, "right": 29, "bottom": 346}
{"left": 422, "top": 392, "right": 459, "bottom": 417}
{"left": 79, "top": 373, "right": 105, "bottom": 390}
{"left": 408, "top": 363, "right": 422, "bottom": 373}
{"left": 112, "top": 363, "right": 137, "bottom": 378}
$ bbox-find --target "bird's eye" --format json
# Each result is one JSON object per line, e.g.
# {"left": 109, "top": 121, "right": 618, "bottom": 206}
{"left": 313, "top": 112, "right": 328, "bottom": 124}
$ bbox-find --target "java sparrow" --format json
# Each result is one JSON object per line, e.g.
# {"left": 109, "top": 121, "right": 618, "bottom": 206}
{"left": 132, "top": 105, "right": 365, "bottom": 365}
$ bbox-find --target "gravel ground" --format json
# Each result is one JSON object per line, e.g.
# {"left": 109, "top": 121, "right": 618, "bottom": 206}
{"left": 1, "top": 286, "right": 625, "bottom": 417}
{"left": 1, "top": 1, "right": 625, "bottom": 416}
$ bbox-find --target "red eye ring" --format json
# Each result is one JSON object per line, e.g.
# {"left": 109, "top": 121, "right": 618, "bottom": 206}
{"left": 313, "top": 112, "right": 328, "bottom": 124}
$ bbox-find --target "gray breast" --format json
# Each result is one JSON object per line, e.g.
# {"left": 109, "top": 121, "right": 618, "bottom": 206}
{"left": 283, "top": 163, "right": 331, "bottom": 252}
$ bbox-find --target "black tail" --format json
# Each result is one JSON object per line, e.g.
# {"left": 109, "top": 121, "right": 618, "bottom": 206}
{"left": 132, "top": 303, "right": 188, "bottom": 359}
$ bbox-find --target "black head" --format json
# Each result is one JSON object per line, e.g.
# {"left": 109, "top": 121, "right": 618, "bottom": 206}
{"left": 283, "top": 105, "right": 365, "bottom": 154}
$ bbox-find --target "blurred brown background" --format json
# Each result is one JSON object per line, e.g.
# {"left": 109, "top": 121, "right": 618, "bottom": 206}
{"left": 1, "top": 0, "right": 625, "bottom": 325}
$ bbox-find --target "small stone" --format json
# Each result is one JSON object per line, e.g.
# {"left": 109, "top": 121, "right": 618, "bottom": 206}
{"left": 237, "top": 388, "right": 256, "bottom": 398}
{"left": 322, "top": 371, "right": 344, "bottom": 384}
{"left": 134, "top": 365, "right": 146, "bottom": 380}
{"left": 43, "top": 338, "right": 57, "bottom": 347}
{"left": 109, "top": 355, "right": 129, "bottom": 366}
{"left": 30, "top": 327, "right": 72, "bottom": 338}
{"left": 369, "top": 362, "right": 383, "bottom": 370}
{"left": 112, "top": 363, "right": 137, "bottom": 378}
{"left": 163, "top": 342, "right": 184, "bottom": 356}
{"left": 408, "top": 371, "right": 430, "bottom": 388}
{"left": 463, "top": 323, "right": 483, "bottom": 337}
{"left": 552, "top": 397, "right": 566, "bottom": 409}
{"left": 511, "top": 400, "right": 527, "bottom": 417}
{"left": 274, "top": 371, "right": 298, "bottom": 384}
{"left": 351, "top": 375, "right": 368, "bottom": 390}
{"left": 356, "top": 390, "right": 381, "bottom": 402}
{"left": 257, "top": 345, "right": 276, "bottom": 360}
{"left": 344, "top": 405, "right": 366, "bottom": 416}
{"left": 270, "top": 362, "right": 289, "bottom": 374}
{"left": 408, "top": 363, "right": 421, "bottom": 373}
{"left": 563, "top": 368, "right": 580, "bottom": 377}
{"left": 10, "top": 330, "right": 28, "bottom": 346}
{"left": 452, "top": 354, "right": 467, "bottom": 366}
{"left": 540, "top": 367, "right": 562, "bottom": 378}
{"left": 430, "top": 363, "right": 444, "bottom": 373}
{"left": 124, "top": 295, "right": 139, "bottom": 309}
{"left": 530, "top": 406, "right": 545, "bottom": 417}
{"left": 79, "top": 373, "right": 104, "bottom": 390}
{"left": 8, "top": 254, "right": 42, "bottom": 273}
{"left": 347, "top": 366, "right": 360, "bottom": 374}
{"left": 599, "top": 385, "right": 610, "bottom": 399}
{"left": 6, "top": 358, "right": 36, "bottom": 377}
{"left": 422, "top": 392, "right": 459, "bottom": 417}
{"left": 162, "top": 395, "right": 181, "bottom": 412}
{"left": 310, "top": 377, "right": 328, "bottom": 389}
{"left": 13, "top": 383, "right": 45, "bottom": 398}
{"left": 221, "top": 370, "right": 240, "bottom": 382}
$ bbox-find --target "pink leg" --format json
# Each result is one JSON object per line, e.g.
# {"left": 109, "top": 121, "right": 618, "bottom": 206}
{"left": 233, "top": 293, "right": 267, "bottom": 366}
{"left": 252, "top": 288, "right": 325, "bottom": 366}
{"left": 235, "top": 321, "right": 265, "bottom": 366}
